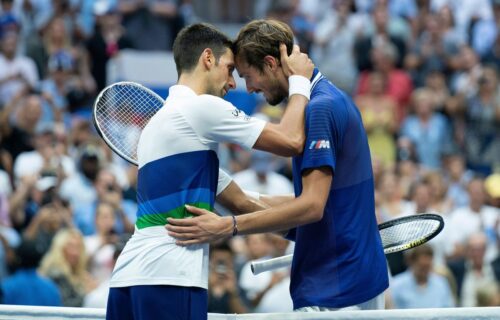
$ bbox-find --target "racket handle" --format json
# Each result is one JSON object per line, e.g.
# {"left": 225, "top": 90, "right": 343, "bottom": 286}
{"left": 251, "top": 254, "right": 293, "bottom": 275}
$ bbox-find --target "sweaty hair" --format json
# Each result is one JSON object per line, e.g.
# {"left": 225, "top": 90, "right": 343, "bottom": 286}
{"left": 173, "top": 23, "right": 233, "bottom": 76}
{"left": 234, "top": 19, "right": 294, "bottom": 72}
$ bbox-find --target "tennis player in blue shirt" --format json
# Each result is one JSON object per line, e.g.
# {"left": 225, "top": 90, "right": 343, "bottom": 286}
{"left": 167, "top": 19, "right": 389, "bottom": 311}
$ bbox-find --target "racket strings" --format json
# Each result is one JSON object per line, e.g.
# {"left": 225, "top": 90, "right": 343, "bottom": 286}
{"left": 95, "top": 84, "right": 164, "bottom": 162}
{"left": 380, "top": 219, "right": 440, "bottom": 252}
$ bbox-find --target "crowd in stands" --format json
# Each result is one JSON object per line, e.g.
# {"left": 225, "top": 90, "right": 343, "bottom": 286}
{"left": 0, "top": 0, "right": 498, "bottom": 312}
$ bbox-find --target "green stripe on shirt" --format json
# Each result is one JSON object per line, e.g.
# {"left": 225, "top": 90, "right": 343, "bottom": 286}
{"left": 136, "top": 202, "right": 213, "bottom": 229}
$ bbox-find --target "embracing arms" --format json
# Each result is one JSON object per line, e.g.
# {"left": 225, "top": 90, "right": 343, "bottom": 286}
{"left": 166, "top": 167, "right": 332, "bottom": 245}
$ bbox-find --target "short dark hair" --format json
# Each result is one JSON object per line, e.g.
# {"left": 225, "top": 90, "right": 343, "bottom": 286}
{"left": 234, "top": 19, "right": 294, "bottom": 72}
{"left": 172, "top": 23, "right": 233, "bottom": 76}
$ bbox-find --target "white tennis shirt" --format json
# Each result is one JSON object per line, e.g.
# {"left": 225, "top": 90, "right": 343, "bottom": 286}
{"left": 109, "top": 85, "right": 266, "bottom": 289}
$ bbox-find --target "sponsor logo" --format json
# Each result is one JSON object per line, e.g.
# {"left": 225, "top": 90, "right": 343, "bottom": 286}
{"left": 232, "top": 109, "right": 251, "bottom": 121}
{"left": 309, "top": 139, "right": 330, "bottom": 150}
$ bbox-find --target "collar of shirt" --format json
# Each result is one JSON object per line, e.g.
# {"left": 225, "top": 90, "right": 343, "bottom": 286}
{"left": 168, "top": 85, "right": 198, "bottom": 98}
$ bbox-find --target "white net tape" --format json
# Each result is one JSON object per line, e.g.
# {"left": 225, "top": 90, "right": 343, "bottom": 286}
{"left": 0, "top": 305, "right": 498, "bottom": 320}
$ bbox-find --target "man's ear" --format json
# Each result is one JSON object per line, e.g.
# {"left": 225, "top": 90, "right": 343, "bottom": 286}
{"left": 263, "top": 55, "right": 278, "bottom": 72}
{"left": 201, "top": 48, "right": 214, "bottom": 70}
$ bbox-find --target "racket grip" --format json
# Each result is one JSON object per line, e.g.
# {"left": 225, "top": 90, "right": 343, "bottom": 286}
{"left": 251, "top": 254, "right": 293, "bottom": 275}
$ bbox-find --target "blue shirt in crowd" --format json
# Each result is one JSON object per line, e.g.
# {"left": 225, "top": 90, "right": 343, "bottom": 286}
{"left": 1, "top": 269, "right": 61, "bottom": 306}
{"left": 391, "top": 270, "right": 455, "bottom": 308}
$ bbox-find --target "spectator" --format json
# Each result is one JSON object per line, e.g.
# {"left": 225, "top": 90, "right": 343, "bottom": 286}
{"left": 83, "top": 242, "right": 123, "bottom": 308}
{"left": 356, "top": 42, "right": 413, "bottom": 125}
{"left": 13, "top": 125, "right": 75, "bottom": 183}
{"left": 117, "top": 0, "right": 184, "bottom": 51}
{"left": 447, "top": 177, "right": 499, "bottom": 262}
{"left": 60, "top": 143, "right": 104, "bottom": 209}
{"left": 400, "top": 88, "right": 452, "bottom": 170}
{"left": 1, "top": 239, "right": 61, "bottom": 306}
{"left": 423, "top": 171, "right": 453, "bottom": 215}
{"left": 444, "top": 152, "right": 473, "bottom": 209}
{"left": 423, "top": 71, "right": 451, "bottom": 114}
{"left": 250, "top": 234, "right": 293, "bottom": 313}
{"left": 84, "top": 202, "right": 120, "bottom": 283}
{"left": 354, "top": 4, "right": 407, "bottom": 71}
{"left": 26, "top": 16, "right": 95, "bottom": 96}
{"left": 86, "top": 2, "right": 134, "bottom": 92}
{"left": 238, "top": 234, "right": 289, "bottom": 311}
{"left": 463, "top": 65, "right": 500, "bottom": 175}
{"left": 232, "top": 150, "right": 293, "bottom": 196}
{"left": 207, "top": 241, "right": 247, "bottom": 314}
{"left": 72, "top": 168, "right": 135, "bottom": 236}
{"left": 451, "top": 45, "right": 483, "bottom": 99}
{"left": 356, "top": 71, "right": 398, "bottom": 168}
{"left": 39, "top": 228, "right": 97, "bottom": 307}
{"left": 23, "top": 202, "right": 73, "bottom": 256}
{"left": 310, "top": 0, "right": 359, "bottom": 93}
{"left": 391, "top": 245, "right": 455, "bottom": 308}
{"left": 377, "top": 171, "right": 414, "bottom": 223}
{"left": 0, "top": 92, "right": 40, "bottom": 161}
{"left": 448, "top": 232, "right": 499, "bottom": 307}
{"left": 485, "top": 172, "right": 500, "bottom": 208}
{"left": 0, "top": 31, "right": 39, "bottom": 107}
{"left": 404, "top": 13, "right": 454, "bottom": 87}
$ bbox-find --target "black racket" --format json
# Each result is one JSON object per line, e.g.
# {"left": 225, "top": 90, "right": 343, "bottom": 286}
{"left": 251, "top": 213, "right": 444, "bottom": 275}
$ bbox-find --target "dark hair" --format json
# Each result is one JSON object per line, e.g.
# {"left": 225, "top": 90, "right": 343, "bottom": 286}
{"left": 172, "top": 23, "right": 233, "bottom": 76}
{"left": 15, "top": 240, "right": 44, "bottom": 269}
{"left": 234, "top": 19, "right": 294, "bottom": 72}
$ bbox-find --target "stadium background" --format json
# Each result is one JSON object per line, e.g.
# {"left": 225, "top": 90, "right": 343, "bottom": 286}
{"left": 0, "top": 0, "right": 498, "bottom": 312}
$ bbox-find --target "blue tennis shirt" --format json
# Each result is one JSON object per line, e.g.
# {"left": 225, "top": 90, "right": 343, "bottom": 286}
{"left": 287, "top": 70, "right": 389, "bottom": 309}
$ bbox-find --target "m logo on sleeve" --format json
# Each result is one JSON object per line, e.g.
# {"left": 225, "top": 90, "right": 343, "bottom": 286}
{"left": 309, "top": 140, "right": 331, "bottom": 150}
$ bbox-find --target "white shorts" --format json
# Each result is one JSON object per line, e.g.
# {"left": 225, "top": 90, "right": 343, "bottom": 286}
{"left": 295, "top": 292, "right": 385, "bottom": 312}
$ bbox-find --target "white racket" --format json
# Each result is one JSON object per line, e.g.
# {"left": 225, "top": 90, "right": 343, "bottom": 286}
{"left": 251, "top": 213, "right": 444, "bottom": 275}
{"left": 92, "top": 81, "right": 165, "bottom": 165}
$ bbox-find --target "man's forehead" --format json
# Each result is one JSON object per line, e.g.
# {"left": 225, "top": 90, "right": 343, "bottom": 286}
{"left": 234, "top": 56, "right": 253, "bottom": 75}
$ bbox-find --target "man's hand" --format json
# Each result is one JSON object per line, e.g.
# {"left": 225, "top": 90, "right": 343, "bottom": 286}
{"left": 280, "top": 44, "right": 314, "bottom": 79}
{"left": 165, "top": 205, "right": 233, "bottom": 246}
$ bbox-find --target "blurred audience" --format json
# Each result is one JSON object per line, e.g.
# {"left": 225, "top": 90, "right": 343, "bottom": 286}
{"left": 0, "top": 0, "right": 497, "bottom": 312}
{"left": 0, "top": 239, "right": 61, "bottom": 306}
{"left": 39, "top": 228, "right": 97, "bottom": 307}
{"left": 391, "top": 245, "right": 455, "bottom": 308}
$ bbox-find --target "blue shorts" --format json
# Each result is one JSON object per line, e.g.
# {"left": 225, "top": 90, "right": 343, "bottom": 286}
{"left": 106, "top": 285, "right": 208, "bottom": 320}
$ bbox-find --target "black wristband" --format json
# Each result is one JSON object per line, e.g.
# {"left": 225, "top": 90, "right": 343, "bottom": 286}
{"left": 231, "top": 215, "right": 238, "bottom": 236}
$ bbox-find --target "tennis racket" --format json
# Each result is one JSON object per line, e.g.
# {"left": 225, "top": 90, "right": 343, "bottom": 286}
{"left": 92, "top": 81, "right": 165, "bottom": 165}
{"left": 251, "top": 213, "right": 444, "bottom": 275}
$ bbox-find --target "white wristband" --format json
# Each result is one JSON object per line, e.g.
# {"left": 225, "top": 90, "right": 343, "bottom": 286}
{"left": 288, "top": 75, "right": 311, "bottom": 100}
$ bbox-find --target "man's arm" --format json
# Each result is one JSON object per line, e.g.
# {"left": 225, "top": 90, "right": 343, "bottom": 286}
{"left": 216, "top": 181, "right": 270, "bottom": 215}
{"left": 252, "top": 95, "right": 309, "bottom": 156}
{"left": 166, "top": 167, "right": 332, "bottom": 244}
{"left": 252, "top": 44, "right": 313, "bottom": 157}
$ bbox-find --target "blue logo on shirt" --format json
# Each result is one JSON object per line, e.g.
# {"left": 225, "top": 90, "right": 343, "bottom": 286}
{"left": 309, "top": 140, "right": 330, "bottom": 149}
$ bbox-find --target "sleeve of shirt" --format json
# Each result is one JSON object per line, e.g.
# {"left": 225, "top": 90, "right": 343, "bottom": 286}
{"left": 217, "top": 168, "right": 232, "bottom": 196}
{"left": 300, "top": 100, "right": 345, "bottom": 173}
{"left": 186, "top": 95, "right": 266, "bottom": 149}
